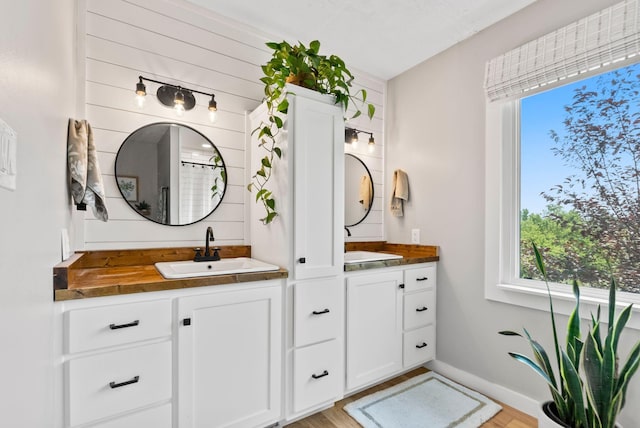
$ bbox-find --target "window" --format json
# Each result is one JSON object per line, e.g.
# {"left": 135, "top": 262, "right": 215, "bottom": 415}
{"left": 520, "top": 62, "right": 640, "bottom": 294}
{"left": 484, "top": 1, "right": 640, "bottom": 324}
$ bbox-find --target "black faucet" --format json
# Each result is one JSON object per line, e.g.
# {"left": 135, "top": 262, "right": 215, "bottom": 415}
{"left": 345, "top": 226, "right": 352, "bottom": 237}
{"left": 193, "top": 226, "right": 221, "bottom": 262}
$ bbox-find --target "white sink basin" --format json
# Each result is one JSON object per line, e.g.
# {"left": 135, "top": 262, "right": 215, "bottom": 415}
{"left": 155, "top": 257, "right": 280, "bottom": 279}
{"left": 344, "top": 251, "right": 403, "bottom": 264}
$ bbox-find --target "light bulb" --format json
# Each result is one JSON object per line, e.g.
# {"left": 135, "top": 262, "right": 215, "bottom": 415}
{"left": 368, "top": 141, "right": 375, "bottom": 153}
{"left": 136, "top": 94, "right": 146, "bottom": 108}
{"left": 209, "top": 109, "right": 217, "bottom": 123}
{"left": 174, "top": 103, "right": 185, "bottom": 116}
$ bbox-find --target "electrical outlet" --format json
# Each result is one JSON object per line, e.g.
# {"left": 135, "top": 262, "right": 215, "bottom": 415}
{"left": 411, "top": 228, "right": 420, "bottom": 244}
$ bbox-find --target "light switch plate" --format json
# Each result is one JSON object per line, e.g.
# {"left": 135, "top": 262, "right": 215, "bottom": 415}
{"left": 0, "top": 118, "right": 17, "bottom": 191}
{"left": 411, "top": 228, "right": 420, "bottom": 244}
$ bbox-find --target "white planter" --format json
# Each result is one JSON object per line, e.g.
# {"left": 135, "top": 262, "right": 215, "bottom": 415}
{"left": 538, "top": 402, "right": 623, "bottom": 428}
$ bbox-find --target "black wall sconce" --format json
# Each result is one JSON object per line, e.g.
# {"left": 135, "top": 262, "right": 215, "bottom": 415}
{"left": 345, "top": 127, "right": 375, "bottom": 152}
{"left": 135, "top": 75, "right": 218, "bottom": 122}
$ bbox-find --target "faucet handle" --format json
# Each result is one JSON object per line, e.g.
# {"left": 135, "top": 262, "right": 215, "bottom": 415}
{"left": 193, "top": 247, "right": 202, "bottom": 258}
{"left": 212, "top": 247, "right": 221, "bottom": 261}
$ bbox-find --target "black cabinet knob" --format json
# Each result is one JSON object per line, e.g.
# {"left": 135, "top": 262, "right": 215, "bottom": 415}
{"left": 298, "top": 257, "right": 306, "bottom": 264}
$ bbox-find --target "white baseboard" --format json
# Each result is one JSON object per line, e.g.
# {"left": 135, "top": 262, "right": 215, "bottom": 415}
{"left": 426, "top": 360, "right": 539, "bottom": 418}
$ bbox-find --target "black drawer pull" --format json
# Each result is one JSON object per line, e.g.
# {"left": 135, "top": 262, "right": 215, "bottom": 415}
{"left": 312, "top": 308, "right": 330, "bottom": 315}
{"left": 109, "top": 375, "right": 140, "bottom": 389}
{"left": 109, "top": 320, "right": 139, "bottom": 330}
{"left": 298, "top": 257, "right": 306, "bottom": 264}
{"left": 399, "top": 284, "right": 405, "bottom": 289}
{"left": 416, "top": 342, "right": 428, "bottom": 349}
{"left": 311, "top": 370, "right": 329, "bottom": 379}
{"left": 416, "top": 306, "right": 428, "bottom": 312}
{"left": 416, "top": 277, "right": 429, "bottom": 281}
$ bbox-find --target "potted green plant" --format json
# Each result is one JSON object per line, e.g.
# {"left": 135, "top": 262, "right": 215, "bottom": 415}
{"left": 500, "top": 244, "right": 640, "bottom": 428}
{"left": 248, "top": 40, "right": 375, "bottom": 224}
{"left": 135, "top": 200, "right": 151, "bottom": 216}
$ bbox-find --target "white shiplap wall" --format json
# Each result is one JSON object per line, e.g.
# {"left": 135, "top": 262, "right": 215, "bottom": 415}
{"left": 82, "top": 0, "right": 385, "bottom": 249}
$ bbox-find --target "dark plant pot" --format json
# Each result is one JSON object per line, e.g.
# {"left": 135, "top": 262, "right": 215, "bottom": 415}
{"left": 539, "top": 401, "right": 623, "bottom": 428}
{"left": 540, "top": 402, "right": 570, "bottom": 428}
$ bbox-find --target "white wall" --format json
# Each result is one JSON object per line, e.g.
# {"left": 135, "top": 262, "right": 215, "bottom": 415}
{"left": 0, "top": 0, "right": 76, "bottom": 426}
{"left": 386, "top": 0, "right": 640, "bottom": 425}
{"left": 82, "top": 0, "right": 385, "bottom": 249}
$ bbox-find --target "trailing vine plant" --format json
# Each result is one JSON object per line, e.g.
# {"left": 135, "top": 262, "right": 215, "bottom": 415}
{"left": 248, "top": 40, "right": 376, "bottom": 224}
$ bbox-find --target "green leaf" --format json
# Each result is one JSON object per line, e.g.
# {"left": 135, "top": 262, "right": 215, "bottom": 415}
{"left": 309, "top": 40, "right": 320, "bottom": 54}
{"left": 266, "top": 198, "right": 275, "bottom": 210}
{"left": 257, "top": 168, "right": 266, "bottom": 178}
{"left": 261, "top": 157, "right": 271, "bottom": 168}
{"left": 273, "top": 147, "right": 282, "bottom": 158}
{"left": 560, "top": 350, "right": 588, "bottom": 426}
{"left": 264, "top": 211, "right": 277, "bottom": 224}
{"left": 246, "top": 183, "right": 253, "bottom": 192}
{"left": 273, "top": 116, "right": 283, "bottom": 128}
{"left": 498, "top": 330, "right": 522, "bottom": 337}
{"left": 368, "top": 103, "right": 376, "bottom": 119}
{"left": 277, "top": 99, "right": 289, "bottom": 113}
{"left": 255, "top": 188, "right": 267, "bottom": 202}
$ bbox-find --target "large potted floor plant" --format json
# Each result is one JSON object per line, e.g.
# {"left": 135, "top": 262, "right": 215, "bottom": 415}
{"left": 500, "top": 244, "right": 640, "bottom": 428}
{"left": 248, "top": 40, "right": 375, "bottom": 224}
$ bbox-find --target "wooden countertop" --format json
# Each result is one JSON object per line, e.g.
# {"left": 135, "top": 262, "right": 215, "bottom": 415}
{"left": 53, "top": 246, "right": 287, "bottom": 301}
{"left": 344, "top": 242, "right": 439, "bottom": 272}
{"left": 53, "top": 243, "right": 438, "bottom": 301}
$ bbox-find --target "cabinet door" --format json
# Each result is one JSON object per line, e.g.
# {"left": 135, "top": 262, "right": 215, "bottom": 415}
{"left": 292, "top": 93, "right": 344, "bottom": 280}
{"left": 177, "top": 283, "right": 282, "bottom": 428}
{"left": 346, "top": 271, "right": 403, "bottom": 391}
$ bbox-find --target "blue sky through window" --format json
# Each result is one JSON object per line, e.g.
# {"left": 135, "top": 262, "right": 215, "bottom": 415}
{"left": 521, "top": 62, "right": 640, "bottom": 214}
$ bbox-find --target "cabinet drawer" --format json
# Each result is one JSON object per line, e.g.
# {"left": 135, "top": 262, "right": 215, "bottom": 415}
{"left": 67, "top": 341, "right": 172, "bottom": 427}
{"left": 294, "top": 278, "right": 341, "bottom": 347}
{"left": 88, "top": 403, "right": 171, "bottom": 428}
{"left": 293, "top": 340, "right": 343, "bottom": 413}
{"left": 404, "top": 265, "right": 436, "bottom": 292}
{"left": 403, "top": 325, "right": 435, "bottom": 368}
{"left": 403, "top": 290, "right": 435, "bottom": 330}
{"left": 66, "top": 299, "right": 171, "bottom": 354}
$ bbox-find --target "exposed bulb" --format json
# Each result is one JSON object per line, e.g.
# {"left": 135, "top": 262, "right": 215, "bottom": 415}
{"left": 136, "top": 94, "right": 146, "bottom": 108}
{"left": 174, "top": 103, "right": 185, "bottom": 116}
{"left": 209, "top": 109, "right": 217, "bottom": 123}
{"left": 368, "top": 142, "right": 375, "bottom": 153}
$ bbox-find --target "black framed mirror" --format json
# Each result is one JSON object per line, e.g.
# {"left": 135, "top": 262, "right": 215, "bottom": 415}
{"left": 115, "top": 122, "right": 227, "bottom": 226}
{"left": 345, "top": 153, "right": 374, "bottom": 227}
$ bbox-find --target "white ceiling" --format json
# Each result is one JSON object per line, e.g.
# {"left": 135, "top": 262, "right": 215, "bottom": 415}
{"left": 184, "top": 0, "right": 536, "bottom": 80}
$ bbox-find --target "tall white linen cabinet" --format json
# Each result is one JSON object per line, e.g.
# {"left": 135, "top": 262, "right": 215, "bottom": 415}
{"left": 248, "top": 84, "right": 346, "bottom": 422}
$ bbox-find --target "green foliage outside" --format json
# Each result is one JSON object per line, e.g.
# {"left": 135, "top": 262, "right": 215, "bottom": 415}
{"left": 520, "top": 64, "right": 640, "bottom": 294}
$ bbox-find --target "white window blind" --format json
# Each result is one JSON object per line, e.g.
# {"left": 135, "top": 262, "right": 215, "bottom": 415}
{"left": 485, "top": 0, "right": 640, "bottom": 101}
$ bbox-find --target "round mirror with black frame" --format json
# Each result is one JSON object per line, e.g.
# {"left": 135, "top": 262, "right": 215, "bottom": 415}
{"left": 345, "top": 153, "right": 374, "bottom": 227}
{"left": 115, "top": 122, "right": 227, "bottom": 226}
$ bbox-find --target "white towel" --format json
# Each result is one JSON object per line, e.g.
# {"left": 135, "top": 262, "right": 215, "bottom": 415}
{"left": 390, "top": 169, "right": 409, "bottom": 217}
{"left": 359, "top": 174, "right": 373, "bottom": 210}
{"left": 67, "top": 119, "right": 108, "bottom": 221}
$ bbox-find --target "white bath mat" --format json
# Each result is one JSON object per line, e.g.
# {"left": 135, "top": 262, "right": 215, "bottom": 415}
{"left": 344, "top": 372, "right": 502, "bottom": 428}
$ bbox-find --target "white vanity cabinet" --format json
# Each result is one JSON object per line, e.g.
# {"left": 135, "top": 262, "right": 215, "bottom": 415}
{"left": 402, "top": 264, "right": 437, "bottom": 367}
{"left": 346, "top": 270, "right": 403, "bottom": 391}
{"left": 59, "top": 280, "right": 284, "bottom": 428}
{"left": 176, "top": 281, "right": 282, "bottom": 428}
{"left": 345, "top": 262, "right": 437, "bottom": 392}
{"left": 249, "top": 85, "right": 345, "bottom": 421}
{"left": 61, "top": 298, "right": 173, "bottom": 428}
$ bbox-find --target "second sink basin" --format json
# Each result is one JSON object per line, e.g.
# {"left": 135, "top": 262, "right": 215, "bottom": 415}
{"left": 155, "top": 257, "right": 280, "bottom": 279}
{"left": 344, "top": 251, "right": 403, "bottom": 264}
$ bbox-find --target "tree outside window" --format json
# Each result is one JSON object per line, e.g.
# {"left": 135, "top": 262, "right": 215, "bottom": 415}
{"left": 520, "top": 62, "right": 640, "bottom": 293}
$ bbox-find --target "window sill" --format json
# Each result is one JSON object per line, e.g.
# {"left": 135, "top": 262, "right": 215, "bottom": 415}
{"left": 485, "top": 281, "right": 640, "bottom": 331}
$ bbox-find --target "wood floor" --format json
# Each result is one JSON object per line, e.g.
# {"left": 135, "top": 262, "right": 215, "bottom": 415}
{"left": 286, "top": 367, "right": 538, "bottom": 428}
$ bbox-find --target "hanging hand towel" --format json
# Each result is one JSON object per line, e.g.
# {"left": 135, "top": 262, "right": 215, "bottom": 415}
{"left": 390, "top": 169, "right": 409, "bottom": 217}
{"left": 359, "top": 174, "right": 373, "bottom": 210}
{"left": 67, "top": 119, "right": 108, "bottom": 221}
